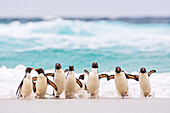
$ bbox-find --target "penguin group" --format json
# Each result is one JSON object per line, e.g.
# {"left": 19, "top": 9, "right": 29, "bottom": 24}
{"left": 16, "top": 62, "right": 156, "bottom": 99}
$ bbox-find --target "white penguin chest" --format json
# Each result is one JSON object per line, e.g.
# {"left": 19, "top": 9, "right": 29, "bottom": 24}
{"left": 87, "top": 72, "right": 99, "bottom": 92}
{"left": 65, "top": 75, "right": 76, "bottom": 91}
{"left": 36, "top": 75, "right": 47, "bottom": 93}
{"left": 53, "top": 71, "right": 65, "bottom": 95}
{"left": 115, "top": 73, "right": 128, "bottom": 90}
{"left": 21, "top": 76, "right": 32, "bottom": 95}
{"left": 139, "top": 75, "right": 151, "bottom": 90}
{"left": 54, "top": 71, "right": 65, "bottom": 86}
{"left": 23, "top": 78, "right": 32, "bottom": 89}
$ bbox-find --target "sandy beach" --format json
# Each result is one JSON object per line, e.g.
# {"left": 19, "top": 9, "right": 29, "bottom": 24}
{"left": 0, "top": 98, "right": 170, "bottom": 113}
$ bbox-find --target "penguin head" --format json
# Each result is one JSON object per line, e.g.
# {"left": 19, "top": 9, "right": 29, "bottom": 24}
{"left": 92, "top": 62, "right": 98, "bottom": 68}
{"left": 140, "top": 67, "right": 146, "bottom": 74}
{"left": 79, "top": 74, "right": 85, "bottom": 80}
{"left": 35, "top": 68, "right": 45, "bottom": 74}
{"left": 115, "top": 67, "right": 121, "bottom": 74}
{"left": 55, "top": 63, "right": 62, "bottom": 70}
{"left": 69, "top": 65, "right": 74, "bottom": 71}
{"left": 25, "top": 67, "right": 33, "bottom": 73}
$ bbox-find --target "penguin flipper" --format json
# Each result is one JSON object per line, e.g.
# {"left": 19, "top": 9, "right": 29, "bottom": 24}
{"left": 46, "top": 73, "right": 54, "bottom": 77}
{"left": 148, "top": 70, "right": 156, "bottom": 77}
{"left": 126, "top": 74, "right": 139, "bottom": 81}
{"left": 64, "top": 69, "right": 68, "bottom": 73}
{"left": 99, "top": 74, "right": 109, "bottom": 79}
{"left": 107, "top": 75, "right": 115, "bottom": 81}
{"left": 52, "top": 90, "right": 55, "bottom": 96}
{"left": 85, "top": 84, "right": 89, "bottom": 91}
{"left": 32, "top": 77, "right": 38, "bottom": 81}
{"left": 84, "top": 69, "right": 89, "bottom": 75}
{"left": 124, "top": 73, "right": 130, "bottom": 79}
{"left": 76, "top": 78, "right": 83, "bottom": 88}
{"left": 32, "top": 82, "right": 36, "bottom": 93}
{"left": 16, "top": 80, "right": 23, "bottom": 96}
{"left": 47, "top": 79, "right": 58, "bottom": 92}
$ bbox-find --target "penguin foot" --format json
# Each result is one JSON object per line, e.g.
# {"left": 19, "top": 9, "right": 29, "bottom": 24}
{"left": 90, "top": 94, "right": 97, "bottom": 99}
{"left": 23, "top": 95, "right": 26, "bottom": 98}
{"left": 148, "top": 94, "right": 152, "bottom": 97}
{"left": 55, "top": 96, "right": 59, "bottom": 99}
{"left": 91, "top": 94, "right": 95, "bottom": 97}
{"left": 66, "top": 95, "right": 74, "bottom": 99}
{"left": 35, "top": 94, "right": 38, "bottom": 98}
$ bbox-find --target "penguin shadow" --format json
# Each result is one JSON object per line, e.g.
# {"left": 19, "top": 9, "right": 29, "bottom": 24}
{"left": 114, "top": 96, "right": 130, "bottom": 99}
{"left": 87, "top": 93, "right": 99, "bottom": 99}
{"left": 44, "top": 96, "right": 60, "bottom": 99}
{"left": 16, "top": 95, "right": 35, "bottom": 100}
{"left": 34, "top": 96, "right": 61, "bottom": 99}
{"left": 140, "top": 94, "right": 155, "bottom": 99}
{"left": 34, "top": 96, "right": 47, "bottom": 99}
{"left": 65, "top": 95, "right": 76, "bottom": 99}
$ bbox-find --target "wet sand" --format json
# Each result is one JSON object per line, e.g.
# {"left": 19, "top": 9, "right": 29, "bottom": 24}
{"left": 0, "top": 98, "right": 170, "bottom": 113}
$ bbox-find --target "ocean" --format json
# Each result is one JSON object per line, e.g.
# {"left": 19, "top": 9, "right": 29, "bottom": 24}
{"left": 0, "top": 17, "right": 170, "bottom": 98}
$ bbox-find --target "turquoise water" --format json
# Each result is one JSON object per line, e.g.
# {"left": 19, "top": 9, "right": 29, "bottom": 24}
{"left": 0, "top": 18, "right": 170, "bottom": 73}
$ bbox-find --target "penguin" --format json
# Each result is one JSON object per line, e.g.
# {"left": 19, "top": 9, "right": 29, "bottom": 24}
{"left": 76, "top": 74, "right": 85, "bottom": 93}
{"left": 33, "top": 68, "right": 58, "bottom": 98}
{"left": 114, "top": 67, "right": 128, "bottom": 98}
{"left": 85, "top": 62, "right": 99, "bottom": 98}
{"left": 53, "top": 63, "right": 66, "bottom": 97}
{"left": 16, "top": 67, "right": 35, "bottom": 98}
{"left": 45, "top": 63, "right": 68, "bottom": 97}
{"left": 107, "top": 69, "right": 156, "bottom": 81}
{"left": 139, "top": 67, "right": 151, "bottom": 97}
{"left": 65, "top": 65, "right": 82, "bottom": 99}
{"left": 125, "top": 69, "right": 156, "bottom": 81}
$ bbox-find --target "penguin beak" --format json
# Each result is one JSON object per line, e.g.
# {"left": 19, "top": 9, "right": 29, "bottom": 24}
{"left": 30, "top": 67, "right": 33, "bottom": 70}
{"left": 35, "top": 69, "right": 38, "bottom": 71}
